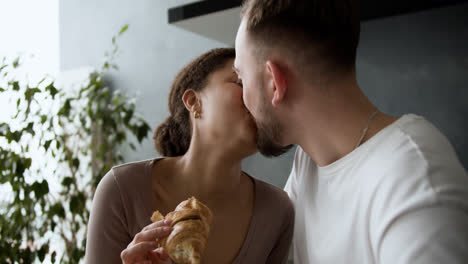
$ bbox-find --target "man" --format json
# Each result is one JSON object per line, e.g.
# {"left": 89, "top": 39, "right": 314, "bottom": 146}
{"left": 234, "top": 0, "right": 468, "bottom": 263}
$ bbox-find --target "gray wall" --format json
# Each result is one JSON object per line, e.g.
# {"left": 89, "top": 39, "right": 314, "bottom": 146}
{"left": 60, "top": 1, "right": 467, "bottom": 189}
{"left": 357, "top": 3, "right": 468, "bottom": 171}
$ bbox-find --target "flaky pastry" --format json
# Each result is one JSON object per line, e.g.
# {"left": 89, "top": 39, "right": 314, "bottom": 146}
{"left": 151, "top": 197, "right": 213, "bottom": 264}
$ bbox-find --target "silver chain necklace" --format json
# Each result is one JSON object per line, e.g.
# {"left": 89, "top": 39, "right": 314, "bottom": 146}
{"left": 355, "top": 109, "right": 379, "bottom": 149}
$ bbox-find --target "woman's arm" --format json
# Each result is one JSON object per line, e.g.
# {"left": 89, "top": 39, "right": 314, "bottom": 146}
{"left": 86, "top": 170, "right": 131, "bottom": 263}
{"left": 266, "top": 202, "right": 295, "bottom": 264}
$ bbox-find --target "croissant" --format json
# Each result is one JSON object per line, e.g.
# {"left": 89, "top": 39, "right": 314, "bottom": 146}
{"left": 151, "top": 197, "right": 213, "bottom": 264}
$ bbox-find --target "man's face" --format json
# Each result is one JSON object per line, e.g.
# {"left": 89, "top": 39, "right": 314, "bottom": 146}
{"left": 234, "top": 20, "right": 293, "bottom": 157}
{"left": 234, "top": 21, "right": 259, "bottom": 120}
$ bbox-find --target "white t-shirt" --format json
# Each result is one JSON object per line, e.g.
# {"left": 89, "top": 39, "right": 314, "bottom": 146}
{"left": 284, "top": 114, "right": 468, "bottom": 264}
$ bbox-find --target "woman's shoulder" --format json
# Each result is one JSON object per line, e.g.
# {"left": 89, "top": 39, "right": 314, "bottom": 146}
{"left": 249, "top": 175, "right": 294, "bottom": 217}
{"left": 252, "top": 176, "right": 292, "bottom": 202}
{"left": 110, "top": 159, "right": 154, "bottom": 184}
{"left": 112, "top": 159, "right": 153, "bottom": 175}
{"left": 96, "top": 159, "right": 154, "bottom": 199}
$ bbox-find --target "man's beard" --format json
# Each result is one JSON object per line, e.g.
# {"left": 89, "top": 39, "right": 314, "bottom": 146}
{"left": 254, "top": 109, "right": 293, "bottom": 157}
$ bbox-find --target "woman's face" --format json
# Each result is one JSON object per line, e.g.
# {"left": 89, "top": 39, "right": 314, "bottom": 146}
{"left": 197, "top": 59, "right": 257, "bottom": 156}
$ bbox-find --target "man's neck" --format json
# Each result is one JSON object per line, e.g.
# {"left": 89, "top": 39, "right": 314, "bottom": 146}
{"left": 289, "top": 79, "right": 397, "bottom": 167}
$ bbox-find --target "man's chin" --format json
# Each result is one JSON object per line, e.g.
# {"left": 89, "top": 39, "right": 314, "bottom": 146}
{"left": 256, "top": 137, "right": 294, "bottom": 157}
{"left": 253, "top": 116, "right": 292, "bottom": 157}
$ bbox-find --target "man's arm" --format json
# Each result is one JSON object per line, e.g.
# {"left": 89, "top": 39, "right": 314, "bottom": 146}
{"left": 378, "top": 206, "right": 468, "bottom": 264}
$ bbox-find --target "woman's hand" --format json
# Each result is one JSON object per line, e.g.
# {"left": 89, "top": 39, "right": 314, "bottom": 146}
{"left": 121, "top": 219, "right": 173, "bottom": 264}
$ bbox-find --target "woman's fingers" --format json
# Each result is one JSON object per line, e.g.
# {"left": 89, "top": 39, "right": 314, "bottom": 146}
{"left": 121, "top": 220, "right": 174, "bottom": 264}
{"left": 134, "top": 226, "right": 173, "bottom": 243}
{"left": 142, "top": 219, "right": 172, "bottom": 231}
{"left": 121, "top": 241, "right": 157, "bottom": 262}
{"left": 151, "top": 247, "right": 170, "bottom": 260}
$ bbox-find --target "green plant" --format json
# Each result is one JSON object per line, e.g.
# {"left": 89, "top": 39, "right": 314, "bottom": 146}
{"left": 0, "top": 24, "right": 151, "bottom": 263}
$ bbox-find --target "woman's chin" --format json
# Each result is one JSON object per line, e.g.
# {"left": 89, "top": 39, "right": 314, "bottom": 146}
{"left": 223, "top": 117, "right": 257, "bottom": 155}
{"left": 221, "top": 136, "right": 256, "bottom": 159}
{"left": 237, "top": 144, "right": 258, "bottom": 158}
{"left": 238, "top": 133, "right": 258, "bottom": 155}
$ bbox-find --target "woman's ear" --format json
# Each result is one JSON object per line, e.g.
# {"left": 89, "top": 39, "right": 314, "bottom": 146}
{"left": 266, "top": 60, "right": 288, "bottom": 107}
{"left": 182, "top": 89, "right": 201, "bottom": 113}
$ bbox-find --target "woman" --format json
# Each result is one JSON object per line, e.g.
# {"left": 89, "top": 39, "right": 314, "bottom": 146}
{"left": 86, "top": 48, "right": 294, "bottom": 264}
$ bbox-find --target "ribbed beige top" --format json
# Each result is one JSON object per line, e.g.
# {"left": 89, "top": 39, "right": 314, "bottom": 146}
{"left": 86, "top": 159, "right": 294, "bottom": 264}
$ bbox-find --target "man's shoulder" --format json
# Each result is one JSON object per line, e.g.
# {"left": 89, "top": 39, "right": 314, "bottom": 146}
{"left": 373, "top": 114, "right": 465, "bottom": 180}
{"left": 362, "top": 114, "right": 468, "bottom": 217}
{"left": 385, "top": 114, "right": 458, "bottom": 158}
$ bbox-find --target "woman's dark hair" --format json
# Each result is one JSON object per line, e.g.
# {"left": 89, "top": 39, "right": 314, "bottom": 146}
{"left": 154, "top": 48, "right": 236, "bottom": 157}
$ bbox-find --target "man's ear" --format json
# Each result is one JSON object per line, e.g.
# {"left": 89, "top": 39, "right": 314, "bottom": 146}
{"left": 182, "top": 89, "right": 200, "bottom": 113}
{"left": 266, "top": 60, "right": 287, "bottom": 107}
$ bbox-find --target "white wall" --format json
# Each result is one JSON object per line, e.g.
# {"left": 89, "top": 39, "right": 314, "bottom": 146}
{"left": 0, "top": 0, "right": 59, "bottom": 122}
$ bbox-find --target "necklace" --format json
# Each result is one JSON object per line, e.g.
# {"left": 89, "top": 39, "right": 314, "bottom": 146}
{"left": 355, "top": 108, "right": 379, "bottom": 149}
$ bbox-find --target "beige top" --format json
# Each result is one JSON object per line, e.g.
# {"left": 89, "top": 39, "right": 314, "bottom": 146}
{"left": 86, "top": 159, "right": 294, "bottom": 264}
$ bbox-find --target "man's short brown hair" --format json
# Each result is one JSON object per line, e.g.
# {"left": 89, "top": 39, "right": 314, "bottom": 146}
{"left": 241, "top": 0, "right": 360, "bottom": 72}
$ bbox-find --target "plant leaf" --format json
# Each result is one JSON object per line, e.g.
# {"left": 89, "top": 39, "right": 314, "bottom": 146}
{"left": 45, "top": 82, "right": 58, "bottom": 99}
{"left": 44, "top": 140, "right": 52, "bottom": 151}
{"left": 61, "top": 177, "right": 73, "bottom": 188}
{"left": 11, "top": 81, "right": 20, "bottom": 91}
{"left": 12, "top": 57, "right": 20, "bottom": 68}
{"left": 119, "top": 24, "right": 129, "bottom": 35}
